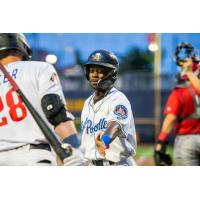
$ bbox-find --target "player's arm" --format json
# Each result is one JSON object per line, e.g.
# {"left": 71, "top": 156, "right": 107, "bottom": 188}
{"left": 186, "top": 72, "right": 200, "bottom": 93}
{"left": 41, "top": 94, "right": 79, "bottom": 145}
{"left": 38, "top": 64, "right": 84, "bottom": 165}
{"left": 41, "top": 93, "right": 84, "bottom": 165}
{"left": 96, "top": 120, "right": 124, "bottom": 157}
{"left": 55, "top": 121, "right": 79, "bottom": 144}
{"left": 155, "top": 113, "right": 177, "bottom": 151}
{"left": 55, "top": 120, "right": 85, "bottom": 166}
{"left": 182, "top": 58, "right": 200, "bottom": 93}
{"left": 154, "top": 114, "right": 177, "bottom": 166}
{"left": 96, "top": 99, "right": 131, "bottom": 157}
{"left": 154, "top": 89, "right": 181, "bottom": 166}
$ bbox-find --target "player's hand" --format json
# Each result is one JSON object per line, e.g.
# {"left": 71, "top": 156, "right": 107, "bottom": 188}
{"left": 62, "top": 144, "right": 85, "bottom": 166}
{"left": 95, "top": 134, "right": 106, "bottom": 158}
{"left": 154, "top": 141, "right": 172, "bottom": 166}
{"left": 154, "top": 151, "right": 172, "bottom": 166}
{"left": 182, "top": 58, "right": 193, "bottom": 72}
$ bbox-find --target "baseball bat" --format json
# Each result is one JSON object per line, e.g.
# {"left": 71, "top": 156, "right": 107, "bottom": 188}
{"left": 0, "top": 62, "right": 70, "bottom": 161}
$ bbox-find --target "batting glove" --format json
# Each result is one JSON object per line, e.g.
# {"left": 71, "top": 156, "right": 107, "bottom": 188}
{"left": 62, "top": 143, "right": 85, "bottom": 166}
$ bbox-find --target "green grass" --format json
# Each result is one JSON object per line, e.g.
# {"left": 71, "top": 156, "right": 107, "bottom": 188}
{"left": 136, "top": 144, "right": 174, "bottom": 158}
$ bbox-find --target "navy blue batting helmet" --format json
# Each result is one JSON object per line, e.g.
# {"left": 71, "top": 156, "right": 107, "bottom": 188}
{"left": 83, "top": 50, "right": 119, "bottom": 91}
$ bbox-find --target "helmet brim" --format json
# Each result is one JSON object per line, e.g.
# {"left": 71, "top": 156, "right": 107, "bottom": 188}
{"left": 83, "top": 62, "right": 117, "bottom": 69}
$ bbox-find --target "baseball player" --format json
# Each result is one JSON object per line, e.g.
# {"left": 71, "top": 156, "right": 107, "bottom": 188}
{"left": 154, "top": 43, "right": 200, "bottom": 166}
{"left": 0, "top": 33, "right": 83, "bottom": 166}
{"left": 81, "top": 50, "right": 137, "bottom": 166}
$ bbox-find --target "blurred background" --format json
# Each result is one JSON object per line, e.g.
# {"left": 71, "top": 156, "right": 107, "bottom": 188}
{"left": 24, "top": 33, "right": 200, "bottom": 165}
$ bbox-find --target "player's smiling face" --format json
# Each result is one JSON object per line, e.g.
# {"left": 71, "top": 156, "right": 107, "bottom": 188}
{"left": 89, "top": 66, "right": 107, "bottom": 89}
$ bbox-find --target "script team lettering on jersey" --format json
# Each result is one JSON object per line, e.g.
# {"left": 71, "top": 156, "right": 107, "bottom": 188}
{"left": 82, "top": 117, "right": 107, "bottom": 135}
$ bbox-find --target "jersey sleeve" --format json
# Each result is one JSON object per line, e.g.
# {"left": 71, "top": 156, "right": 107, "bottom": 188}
{"left": 107, "top": 95, "right": 134, "bottom": 138}
{"left": 163, "top": 90, "right": 181, "bottom": 116}
{"left": 37, "top": 63, "right": 66, "bottom": 103}
{"left": 107, "top": 96, "right": 132, "bottom": 126}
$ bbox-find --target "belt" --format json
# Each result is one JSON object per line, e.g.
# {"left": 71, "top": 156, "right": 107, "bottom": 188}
{"left": 92, "top": 160, "right": 115, "bottom": 166}
{"left": 29, "top": 143, "right": 51, "bottom": 151}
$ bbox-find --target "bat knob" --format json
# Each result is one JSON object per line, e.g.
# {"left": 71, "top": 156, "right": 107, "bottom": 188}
{"left": 61, "top": 143, "right": 72, "bottom": 155}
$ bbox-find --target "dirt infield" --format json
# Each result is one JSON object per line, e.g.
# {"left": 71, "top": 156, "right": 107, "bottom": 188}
{"left": 135, "top": 156, "right": 155, "bottom": 166}
{"left": 135, "top": 144, "right": 173, "bottom": 166}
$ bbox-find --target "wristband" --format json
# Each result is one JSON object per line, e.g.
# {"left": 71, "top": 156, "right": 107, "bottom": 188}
{"left": 62, "top": 134, "right": 80, "bottom": 148}
{"left": 101, "top": 134, "right": 111, "bottom": 149}
{"left": 158, "top": 131, "right": 169, "bottom": 141}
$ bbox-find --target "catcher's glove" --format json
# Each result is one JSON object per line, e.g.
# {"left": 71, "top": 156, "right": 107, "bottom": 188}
{"left": 154, "top": 141, "right": 173, "bottom": 166}
{"left": 154, "top": 151, "right": 172, "bottom": 166}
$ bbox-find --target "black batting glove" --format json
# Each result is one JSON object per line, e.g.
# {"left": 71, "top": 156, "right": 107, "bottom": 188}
{"left": 154, "top": 140, "right": 172, "bottom": 166}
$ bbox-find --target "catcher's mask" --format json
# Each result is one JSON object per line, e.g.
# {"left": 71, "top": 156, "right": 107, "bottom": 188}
{"left": 83, "top": 50, "right": 119, "bottom": 92}
{"left": 174, "top": 42, "right": 200, "bottom": 66}
{"left": 174, "top": 42, "right": 200, "bottom": 80}
{"left": 0, "top": 33, "right": 32, "bottom": 60}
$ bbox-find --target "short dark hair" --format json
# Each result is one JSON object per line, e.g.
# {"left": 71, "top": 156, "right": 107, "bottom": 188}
{"left": 0, "top": 49, "right": 24, "bottom": 60}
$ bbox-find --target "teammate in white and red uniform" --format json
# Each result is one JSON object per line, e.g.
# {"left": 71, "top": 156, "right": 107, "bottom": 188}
{"left": 81, "top": 50, "right": 137, "bottom": 166}
{"left": 0, "top": 33, "right": 83, "bottom": 166}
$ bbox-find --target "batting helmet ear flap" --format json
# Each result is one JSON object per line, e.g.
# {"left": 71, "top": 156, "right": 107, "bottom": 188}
{"left": 84, "top": 66, "right": 90, "bottom": 80}
{"left": 97, "top": 67, "right": 118, "bottom": 91}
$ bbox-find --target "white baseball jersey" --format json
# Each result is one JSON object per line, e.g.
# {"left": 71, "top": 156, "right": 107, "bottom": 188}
{"left": 0, "top": 61, "right": 65, "bottom": 151}
{"left": 81, "top": 87, "right": 137, "bottom": 163}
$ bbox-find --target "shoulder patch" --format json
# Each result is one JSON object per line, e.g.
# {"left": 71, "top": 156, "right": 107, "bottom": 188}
{"left": 50, "top": 72, "right": 59, "bottom": 84}
{"left": 113, "top": 104, "right": 128, "bottom": 119}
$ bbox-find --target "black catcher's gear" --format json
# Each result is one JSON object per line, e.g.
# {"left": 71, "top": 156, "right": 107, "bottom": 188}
{"left": 174, "top": 42, "right": 199, "bottom": 66}
{"left": 154, "top": 141, "right": 173, "bottom": 166}
{"left": 83, "top": 50, "right": 119, "bottom": 91}
{"left": 0, "top": 33, "right": 32, "bottom": 60}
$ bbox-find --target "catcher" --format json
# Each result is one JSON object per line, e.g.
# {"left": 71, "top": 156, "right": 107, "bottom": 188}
{"left": 154, "top": 43, "right": 200, "bottom": 166}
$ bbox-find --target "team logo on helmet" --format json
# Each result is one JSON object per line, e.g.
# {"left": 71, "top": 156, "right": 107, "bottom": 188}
{"left": 91, "top": 52, "right": 102, "bottom": 62}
